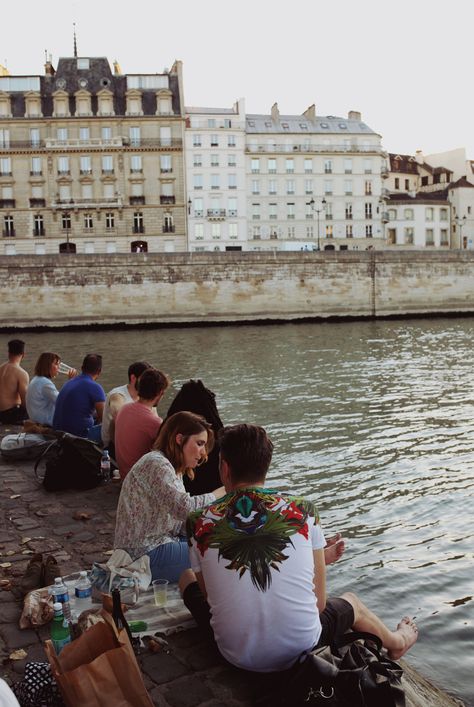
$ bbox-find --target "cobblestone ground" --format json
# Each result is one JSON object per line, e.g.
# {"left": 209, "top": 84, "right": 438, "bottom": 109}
{"left": 0, "top": 426, "right": 465, "bottom": 707}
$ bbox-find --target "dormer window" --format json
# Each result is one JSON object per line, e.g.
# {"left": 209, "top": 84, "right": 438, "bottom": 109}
{"left": 77, "top": 58, "right": 90, "bottom": 70}
{"left": 24, "top": 92, "right": 42, "bottom": 118}
{"left": 52, "top": 90, "right": 70, "bottom": 118}
{"left": 75, "top": 90, "right": 92, "bottom": 116}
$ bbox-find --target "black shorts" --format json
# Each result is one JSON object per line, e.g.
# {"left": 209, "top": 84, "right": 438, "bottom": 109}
{"left": 182, "top": 580, "right": 214, "bottom": 639}
{"left": 317, "top": 597, "right": 354, "bottom": 647}
{"left": 0, "top": 405, "right": 27, "bottom": 425}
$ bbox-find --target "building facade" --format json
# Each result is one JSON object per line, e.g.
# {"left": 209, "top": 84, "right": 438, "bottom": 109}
{"left": 0, "top": 56, "right": 187, "bottom": 255}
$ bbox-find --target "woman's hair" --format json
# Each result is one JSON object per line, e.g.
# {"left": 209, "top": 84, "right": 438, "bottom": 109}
{"left": 34, "top": 352, "right": 60, "bottom": 378}
{"left": 153, "top": 411, "right": 215, "bottom": 480}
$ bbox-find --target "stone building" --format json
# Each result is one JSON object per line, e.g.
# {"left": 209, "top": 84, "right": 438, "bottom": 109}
{"left": 244, "top": 103, "right": 388, "bottom": 251}
{"left": 185, "top": 100, "right": 247, "bottom": 251}
{"left": 0, "top": 55, "right": 186, "bottom": 255}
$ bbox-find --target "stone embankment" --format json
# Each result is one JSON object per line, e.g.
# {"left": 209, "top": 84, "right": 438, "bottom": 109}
{"left": 0, "top": 426, "right": 466, "bottom": 707}
{"left": 3, "top": 251, "right": 474, "bottom": 330}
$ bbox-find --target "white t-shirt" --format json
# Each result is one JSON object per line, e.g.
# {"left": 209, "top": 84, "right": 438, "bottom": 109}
{"left": 101, "top": 383, "right": 133, "bottom": 446}
{"left": 187, "top": 488, "right": 326, "bottom": 672}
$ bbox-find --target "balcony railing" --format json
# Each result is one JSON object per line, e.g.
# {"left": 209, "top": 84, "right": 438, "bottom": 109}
{"left": 45, "top": 137, "right": 124, "bottom": 149}
{"left": 33, "top": 228, "right": 45, "bottom": 236}
{"left": 133, "top": 226, "right": 145, "bottom": 234}
{"left": 207, "top": 209, "right": 226, "bottom": 220}
{"left": 130, "top": 196, "right": 145, "bottom": 205}
{"left": 246, "top": 143, "right": 384, "bottom": 154}
{"left": 2, "top": 229, "right": 15, "bottom": 237}
{"left": 1, "top": 137, "right": 183, "bottom": 151}
{"left": 52, "top": 197, "right": 123, "bottom": 209}
{"left": 162, "top": 225, "right": 175, "bottom": 233}
{"left": 0, "top": 199, "right": 15, "bottom": 208}
{"left": 30, "top": 198, "right": 46, "bottom": 208}
{"left": 160, "top": 195, "right": 175, "bottom": 205}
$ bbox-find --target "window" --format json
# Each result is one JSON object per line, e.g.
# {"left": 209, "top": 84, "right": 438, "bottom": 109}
{"left": 82, "top": 183, "right": 93, "bottom": 200}
{"left": 325, "top": 225, "right": 333, "bottom": 238}
{"left": 57, "top": 127, "right": 68, "bottom": 142}
{"left": 346, "top": 224, "right": 353, "bottom": 238}
{"left": 211, "top": 223, "right": 221, "bottom": 239}
{"left": 305, "top": 179, "right": 313, "bottom": 194}
{"left": 102, "top": 126, "right": 112, "bottom": 142}
{"left": 228, "top": 174, "right": 237, "bottom": 189}
{"left": 228, "top": 223, "right": 238, "bottom": 239}
{"left": 364, "top": 159, "right": 372, "bottom": 174}
{"left": 77, "top": 58, "right": 90, "bottom": 69}
{"left": 59, "top": 185, "right": 71, "bottom": 202}
{"left": 387, "top": 228, "right": 396, "bottom": 245}
{"left": 227, "top": 197, "right": 237, "bottom": 216}
{"left": 425, "top": 207, "right": 434, "bottom": 221}
{"left": 304, "top": 158, "right": 312, "bottom": 174}
{"left": 33, "top": 214, "right": 44, "bottom": 236}
{"left": 193, "top": 198, "right": 203, "bottom": 217}
{"left": 129, "top": 127, "right": 141, "bottom": 146}
{"left": 80, "top": 155, "right": 92, "bottom": 175}
{"left": 345, "top": 203, "right": 353, "bottom": 219}
{"left": 0, "top": 158, "right": 12, "bottom": 176}
{"left": 344, "top": 158, "right": 352, "bottom": 174}
{"left": 61, "top": 213, "right": 71, "bottom": 230}
{"left": 324, "top": 159, "right": 332, "bottom": 174}
{"left": 31, "top": 157, "right": 42, "bottom": 175}
{"left": 421, "top": 176, "right": 428, "bottom": 186}
{"left": 192, "top": 134, "right": 201, "bottom": 147}
{"left": 365, "top": 203, "right": 372, "bottom": 219}
{"left": 105, "top": 212, "right": 115, "bottom": 229}
{"left": 210, "top": 154, "right": 219, "bottom": 167}
{"left": 252, "top": 203, "right": 260, "bottom": 220}
{"left": 160, "top": 127, "right": 171, "bottom": 147}
{"left": 208, "top": 119, "right": 216, "bottom": 128}
{"left": 160, "top": 155, "right": 172, "bottom": 173}
{"left": 211, "top": 174, "right": 220, "bottom": 189}
{"left": 84, "top": 213, "right": 93, "bottom": 230}
{"left": 404, "top": 208, "right": 414, "bottom": 220}
{"left": 426, "top": 228, "right": 434, "bottom": 245}
{"left": 405, "top": 179, "right": 409, "bottom": 190}
{"left": 287, "top": 202, "right": 295, "bottom": 220}
{"left": 57, "top": 157, "right": 69, "bottom": 175}
{"left": 133, "top": 212, "right": 144, "bottom": 234}
{"left": 79, "top": 127, "right": 90, "bottom": 142}
{"left": 130, "top": 155, "right": 142, "bottom": 173}
{"left": 325, "top": 180, "right": 333, "bottom": 195}
{"left": 193, "top": 174, "right": 203, "bottom": 190}
{"left": 286, "top": 180, "right": 295, "bottom": 195}
{"left": 344, "top": 180, "right": 352, "bottom": 195}
{"left": 394, "top": 177, "right": 400, "bottom": 189}
{"left": 228, "top": 154, "right": 236, "bottom": 167}
{"left": 228, "top": 135, "right": 236, "bottom": 147}
{"left": 306, "top": 226, "right": 314, "bottom": 238}
{"left": 440, "top": 229, "right": 448, "bottom": 245}
{"left": 325, "top": 202, "right": 333, "bottom": 220}
{"left": 210, "top": 134, "right": 218, "bottom": 146}
{"left": 30, "top": 128, "right": 40, "bottom": 146}
{"left": 193, "top": 154, "right": 202, "bottom": 167}
{"left": 251, "top": 179, "right": 260, "bottom": 194}
{"left": 106, "top": 241, "right": 116, "bottom": 253}
{"left": 269, "top": 203, "right": 277, "bottom": 220}
{"left": 287, "top": 226, "right": 295, "bottom": 238}
{"left": 102, "top": 155, "right": 113, "bottom": 174}
{"left": 440, "top": 208, "right": 448, "bottom": 221}
{"left": 404, "top": 227, "right": 414, "bottom": 244}
{"left": 268, "top": 180, "right": 277, "bottom": 195}
{"left": 388, "top": 208, "right": 397, "bottom": 220}
{"left": 366, "top": 225, "right": 373, "bottom": 237}
{"left": 251, "top": 158, "right": 260, "bottom": 173}
{"left": 285, "top": 159, "right": 294, "bottom": 173}
{"left": 365, "top": 181, "right": 372, "bottom": 195}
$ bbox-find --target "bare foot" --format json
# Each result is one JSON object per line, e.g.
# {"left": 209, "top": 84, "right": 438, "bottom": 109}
{"left": 324, "top": 533, "right": 345, "bottom": 565}
{"left": 388, "top": 617, "right": 419, "bottom": 660}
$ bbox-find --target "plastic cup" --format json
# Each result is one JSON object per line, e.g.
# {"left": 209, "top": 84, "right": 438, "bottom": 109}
{"left": 152, "top": 579, "right": 168, "bottom": 607}
{"left": 58, "top": 362, "right": 74, "bottom": 375}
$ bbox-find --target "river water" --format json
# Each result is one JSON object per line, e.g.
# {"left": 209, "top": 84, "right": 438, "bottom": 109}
{"left": 2, "top": 318, "right": 473, "bottom": 705}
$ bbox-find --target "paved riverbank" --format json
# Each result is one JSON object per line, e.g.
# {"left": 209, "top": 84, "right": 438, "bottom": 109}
{"left": 0, "top": 426, "right": 465, "bottom": 707}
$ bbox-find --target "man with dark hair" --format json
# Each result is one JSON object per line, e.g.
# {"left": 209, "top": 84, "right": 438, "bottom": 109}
{"left": 101, "top": 360, "right": 152, "bottom": 453}
{"left": 115, "top": 368, "right": 170, "bottom": 479}
{"left": 0, "top": 339, "right": 29, "bottom": 424}
{"left": 52, "top": 353, "right": 106, "bottom": 437}
{"left": 181, "top": 423, "right": 418, "bottom": 673}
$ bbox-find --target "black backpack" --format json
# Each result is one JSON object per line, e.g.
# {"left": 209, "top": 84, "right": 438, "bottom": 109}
{"left": 34, "top": 432, "right": 103, "bottom": 491}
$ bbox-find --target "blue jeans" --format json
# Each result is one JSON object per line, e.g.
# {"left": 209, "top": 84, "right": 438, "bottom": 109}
{"left": 147, "top": 539, "right": 190, "bottom": 582}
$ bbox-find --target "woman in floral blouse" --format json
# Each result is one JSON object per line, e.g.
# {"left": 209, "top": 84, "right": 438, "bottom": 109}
{"left": 114, "top": 411, "right": 225, "bottom": 582}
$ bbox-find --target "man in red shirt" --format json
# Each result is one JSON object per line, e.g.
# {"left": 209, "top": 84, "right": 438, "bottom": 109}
{"left": 115, "top": 368, "right": 170, "bottom": 479}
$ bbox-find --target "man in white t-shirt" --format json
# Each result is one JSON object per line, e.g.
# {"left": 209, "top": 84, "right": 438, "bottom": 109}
{"left": 101, "top": 360, "right": 151, "bottom": 454}
{"left": 181, "top": 424, "right": 418, "bottom": 673}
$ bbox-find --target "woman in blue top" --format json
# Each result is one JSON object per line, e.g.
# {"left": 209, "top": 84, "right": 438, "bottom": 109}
{"left": 26, "top": 352, "right": 74, "bottom": 427}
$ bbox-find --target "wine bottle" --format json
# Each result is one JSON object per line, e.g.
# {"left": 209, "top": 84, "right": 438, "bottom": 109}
{"left": 111, "top": 588, "right": 133, "bottom": 644}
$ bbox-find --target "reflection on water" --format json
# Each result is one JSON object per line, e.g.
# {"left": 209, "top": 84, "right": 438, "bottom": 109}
{"left": 3, "top": 318, "right": 474, "bottom": 705}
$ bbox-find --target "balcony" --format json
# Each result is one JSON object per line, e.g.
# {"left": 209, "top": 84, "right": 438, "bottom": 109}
{"left": 207, "top": 209, "right": 226, "bottom": 220}
{"left": 382, "top": 212, "right": 390, "bottom": 224}
{"left": 0, "top": 199, "right": 15, "bottom": 208}
{"left": 33, "top": 228, "right": 45, "bottom": 237}
{"left": 52, "top": 196, "right": 123, "bottom": 210}
{"left": 102, "top": 169, "right": 115, "bottom": 176}
{"left": 162, "top": 225, "right": 175, "bottom": 233}
{"left": 246, "top": 143, "right": 385, "bottom": 155}
{"left": 45, "top": 137, "right": 124, "bottom": 149}
{"left": 160, "top": 168, "right": 173, "bottom": 173}
{"left": 30, "top": 198, "right": 46, "bottom": 208}
{"left": 228, "top": 209, "right": 237, "bottom": 217}
{"left": 133, "top": 226, "right": 145, "bottom": 234}
{"left": 160, "top": 195, "right": 175, "bottom": 205}
{"left": 29, "top": 171, "right": 43, "bottom": 177}
{"left": 2, "top": 229, "right": 15, "bottom": 237}
{"left": 130, "top": 196, "right": 145, "bottom": 206}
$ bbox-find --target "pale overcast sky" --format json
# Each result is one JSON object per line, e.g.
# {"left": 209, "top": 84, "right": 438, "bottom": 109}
{"left": 3, "top": 0, "right": 473, "bottom": 159}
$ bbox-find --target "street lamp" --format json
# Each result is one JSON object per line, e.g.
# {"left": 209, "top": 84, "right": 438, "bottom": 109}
{"left": 455, "top": 215, "right": 467, "bottom": 249}
{"left": 306, "top": 197, "right": 327, "bottom": 251}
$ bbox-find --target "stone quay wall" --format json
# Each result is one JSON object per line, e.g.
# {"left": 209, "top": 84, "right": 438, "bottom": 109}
{"left": 2, "top": 250, "right": 474, "bottom": 329}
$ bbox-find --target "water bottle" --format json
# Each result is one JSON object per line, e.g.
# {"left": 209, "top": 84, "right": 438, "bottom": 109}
{"left": 74, "top": 571, "right": 92, "bottom": 612}
{"left": 100, "top": 450, "right": 111, "bottom": 482}
{"left": 50, "top": 602, "right": 72, "bottom": 654}
{"left": 50, "top": 577, "right": 72, "bottom": 621}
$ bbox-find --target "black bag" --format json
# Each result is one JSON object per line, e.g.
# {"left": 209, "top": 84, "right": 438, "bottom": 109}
{"left": 34, "top": 432, "right": 103, "bottom": 491}
{"left": 254, "top": 632, "right": 405, "bottom": 707}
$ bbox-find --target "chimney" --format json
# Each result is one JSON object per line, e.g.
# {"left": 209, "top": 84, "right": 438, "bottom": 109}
{"left": 303, "top": 104, "right": 316, "bottom": 120}
{"left": 271, "top": 102, "right": 279, "bottom": 121}
{"left": 348, "top": 110, "right": 361, "bottom": 121}
{"left": 415, "top": 150, "right": 424, "bottom": 164}
{"left": 113, "top": 60, "right": 122, "bottom": 76}
{"left": 44, "top": 54, "right": 55, "bottom": 76}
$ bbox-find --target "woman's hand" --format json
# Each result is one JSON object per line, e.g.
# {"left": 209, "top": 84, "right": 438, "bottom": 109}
{"left": 212, "top": 486, "right": 226, "bottom": 499}
{"left": 67, "top": 368, "right": 78, "bottom": 379}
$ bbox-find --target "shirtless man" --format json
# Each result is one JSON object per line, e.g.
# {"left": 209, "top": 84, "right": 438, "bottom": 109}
{"left": 0, "top": 340, "right": 29, "bottom": 424}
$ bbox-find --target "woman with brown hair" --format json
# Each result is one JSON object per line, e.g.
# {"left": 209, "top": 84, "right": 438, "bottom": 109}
{"left": 26, "top": 352, "right": 75, "bottom": 427}
{"left": 114, "top": 411, "right": 225, "bottom": 582}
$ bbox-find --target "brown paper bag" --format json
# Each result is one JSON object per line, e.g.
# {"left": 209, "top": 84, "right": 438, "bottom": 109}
{"left": 45, "top": 611, "right": 153, "bottom": 707}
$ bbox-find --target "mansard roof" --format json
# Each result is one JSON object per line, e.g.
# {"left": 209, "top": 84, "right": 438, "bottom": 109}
{"left": 245, "top": 113, "right": 378, "bottom": 135}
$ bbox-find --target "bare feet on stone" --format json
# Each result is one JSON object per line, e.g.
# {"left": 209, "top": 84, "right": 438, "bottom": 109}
{"left": 324, "top": 533, "right": 345, "bottom": 565}
{"left": 388, "top": 616, "right": 419, "bottom": 660}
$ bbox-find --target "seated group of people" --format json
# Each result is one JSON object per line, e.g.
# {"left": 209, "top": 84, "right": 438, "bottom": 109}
{"left": 1, "top": 339, "right": 418, "bottom": 674}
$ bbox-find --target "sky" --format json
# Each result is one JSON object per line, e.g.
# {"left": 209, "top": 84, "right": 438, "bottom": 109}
{"left": 3, "top": 0, "right": 474, "bottom": 159}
